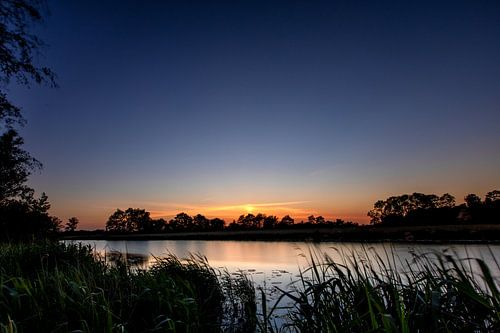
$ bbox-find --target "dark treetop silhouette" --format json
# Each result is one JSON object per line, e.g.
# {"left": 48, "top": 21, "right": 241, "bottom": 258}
{"left": 101, "top": 190, "right": 500, "bottom": 235}
{"left": 368, "top": 191, "right": 500, "bottom": 226}
{"left": 0, "top": 0, "right": 55, "bottom": 127}
{"left": 104, "top": 208, "right": 358, "bottom": 234}
{"left": 0, "top": 0, "right": 59, "bottom": 240}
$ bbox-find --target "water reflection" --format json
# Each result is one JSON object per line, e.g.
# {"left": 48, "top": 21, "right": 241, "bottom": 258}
{"left": 105, "top": 250, "right": 150, "bottom": 267}
{"left": 67, "top": 240, "right": 500, "bottom": 328}
{"left": 72, "top": 240, "right": 500, "bottom": 290}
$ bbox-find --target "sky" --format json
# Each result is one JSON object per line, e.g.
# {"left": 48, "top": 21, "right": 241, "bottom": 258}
{"left": 8, "top": 0, "right": 500, "bottom": 229}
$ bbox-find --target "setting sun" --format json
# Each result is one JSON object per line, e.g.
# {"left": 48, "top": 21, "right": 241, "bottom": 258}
{"left": 244, "top": 205, "right": 255, "bottom": 214}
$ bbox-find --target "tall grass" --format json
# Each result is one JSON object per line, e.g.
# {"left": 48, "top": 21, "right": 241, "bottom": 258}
{"left": 2, "top": 242, "right": 499, "bottom": 332}
{"left": 0, "top": 241, "right": 256, "bottom": 332}
{"left": 261, "top": 247, "right": 500, "bottom": 332}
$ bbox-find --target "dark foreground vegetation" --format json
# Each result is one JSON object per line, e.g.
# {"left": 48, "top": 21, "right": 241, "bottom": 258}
{"left": 261, "top": 249, "right": 500, "bottom": 332}
{"left": 0, "top": 241, "right": 256, "bottom": 332}
{"left": 1, "top": 242, "right": 499, "bottom": 332}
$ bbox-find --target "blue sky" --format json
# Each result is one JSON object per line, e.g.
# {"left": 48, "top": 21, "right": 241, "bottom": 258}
{"left": 8, "top": 0, "right": 500, "bottom": 228}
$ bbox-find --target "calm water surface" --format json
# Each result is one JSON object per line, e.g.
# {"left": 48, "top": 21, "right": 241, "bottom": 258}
{"left": 73, "top": 240, "right": 500, "bottom": 290}
{"left": 70, "top": 240, "right": 500, "bottom": 326}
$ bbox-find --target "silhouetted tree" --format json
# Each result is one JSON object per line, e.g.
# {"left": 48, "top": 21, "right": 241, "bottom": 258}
{"left": 307, "top": 215, "right": 316, "bottom": 224}
{"left": 30, "top": 191, "right": 50, "bottom": 213}
{"left": 106, "top": 209, "right": 127, "bottom": 232}
{"left": 0, "top": 130, "right": 41, "bottom": 203}
{"left": 126, "top": 208, "right": 151, "bottom": 232}
{"left": 315, "top": 216, "right": 326, "bottom": 224}
{"left": 51, "top": 216, "right": 62, "bottom": 231}
{"left": 437, "top": 193, "right": 456, "bottom": 208}
{"left": 169, "top": 212, "right": 193, "bottom": 231}
{"left": 227, "top": 220, "right": 239, "bottom": 230}
{"left": 193, "top": 214, "right": 210, "bottom": 231}
{"left": 64, "top": 217, "right": 79, "bottom": 232}
{"left": 457, "top": 191, "right": 500, "bottom": 224}
{"left": 368, "top": 192, "right": 459, "bottom": 225}
{"left": 0, "top": 194, "right": 59, "bottom": 239}
{"left": 485, "top": 190, "right": 500, "bottom": 205}
{"left": 237, "top": 214, "right": 256, "bottom": 229}
{"left": 278, "top": 215, "right": 294, "bottom": 227}
{"left": 0, "top": 132, "right": 56, "bottom": 239}
{"left": 253, "top": 213, "right": 265, "bottom": 228}
{"left": 209, "top": 218, "right": 225, "bottom": 231}
{"left": 105, "top": 208, "right": 151, "bottom": 233}
{"left": 1, "top": 0, "right": 55, "bottom": 127}
{"left": 331, "top": 219, "right": 358, "bottom": 227}
{"left": 367, "top": 200, "right": 384, "bottom": 224}
{"left": 263, "top": 215, "right": 278, "bottom": 229}
{"left": 142, "top": 218, "right": 167, "bottom": 233}
{"left": 0, "top": 1, "right": 60, "bottom": 240}
{"left": 464, "top": 194, "right": 482, "bottom": 208}
{"left": 482, "top": 190, "right": 500, "bottom": 223}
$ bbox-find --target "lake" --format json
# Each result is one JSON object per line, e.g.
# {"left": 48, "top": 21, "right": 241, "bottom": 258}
{"left": 68, "top": 239, "right": 500, "bottom": 327}
{"left": 71, "top": 240, "right": 500, "bottom": 291}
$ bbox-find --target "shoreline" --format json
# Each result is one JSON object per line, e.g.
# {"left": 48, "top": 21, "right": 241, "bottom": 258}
{"left": 62, "top": 224, "right": 500, "bottom": 244}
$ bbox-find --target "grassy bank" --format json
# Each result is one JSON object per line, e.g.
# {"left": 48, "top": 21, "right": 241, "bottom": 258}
{"left": 1, "top": 242, "right": 499, "bottom": 332}
{"left": 0, "top": 241, "right": 256, "bottom": 332}
{"left": 260, "top": 248, "right": 500, "bottom": 332}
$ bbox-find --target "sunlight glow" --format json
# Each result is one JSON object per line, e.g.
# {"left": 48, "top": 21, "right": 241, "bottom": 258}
{"left": 142, "top": 200, "right": 320, "bottom": 222}
{"left": 244, "top": 205, "right": 255, "bottom": 214}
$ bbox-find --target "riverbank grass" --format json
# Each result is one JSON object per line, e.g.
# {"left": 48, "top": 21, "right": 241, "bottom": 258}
{"left": 0, "top": 241, "right": 256, "bottom": 332}
{"left": 2, "top": 241, "right": 499, "bottom": 332}
{"left": 264, "top": 248, "right": 500, "bottom": 332}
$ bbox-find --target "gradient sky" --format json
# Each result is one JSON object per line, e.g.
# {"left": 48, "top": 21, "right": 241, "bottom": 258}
{"left": 8, "top": 0, "right": 500, "bottom": 229}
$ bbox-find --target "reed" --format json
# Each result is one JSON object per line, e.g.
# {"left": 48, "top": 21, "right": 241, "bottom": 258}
{"left": 0, "top": 241, "right": 256, "bottom": 332}
{"left": 265, "top": 247, "right": 500, "bottom": 332}
{"left": 2, "top": 241, "right": 499, "bottom": 332}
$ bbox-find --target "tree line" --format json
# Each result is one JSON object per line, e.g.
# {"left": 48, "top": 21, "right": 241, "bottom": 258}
{"left": 105, "top": 209, "right": 224, "bottom": 233}
{"left": 104, "top": 209, "right": 358, "bottom": 233}
{"left": 367, "top": 190, "right": 500, "bottom": 226}
{"left": 99, "top": 190, "right": 500, "bottom": 234}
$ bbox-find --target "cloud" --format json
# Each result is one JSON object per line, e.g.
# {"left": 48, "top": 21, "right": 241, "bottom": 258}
{"left": 206, "top": 201, "right": 310, "bottom": 211}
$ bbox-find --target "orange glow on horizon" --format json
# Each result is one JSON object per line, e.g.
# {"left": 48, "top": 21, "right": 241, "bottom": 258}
{"left": 52, "top": 198, "right": 374, "bottom": 230}
{"left": 145, "top": 200, "right": 369, "bottom": 224}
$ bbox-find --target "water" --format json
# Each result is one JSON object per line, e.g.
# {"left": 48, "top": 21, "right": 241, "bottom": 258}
{"left": 71, "top": 240, "right": 500, "bottom": 294}
{"left": 68, "top": 240, "right": 500, "bottom": 328}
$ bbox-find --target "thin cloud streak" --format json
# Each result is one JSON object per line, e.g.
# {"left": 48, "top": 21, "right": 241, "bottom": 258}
{"left": 206, "top": 201, "right": 311, "bottom": 211}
